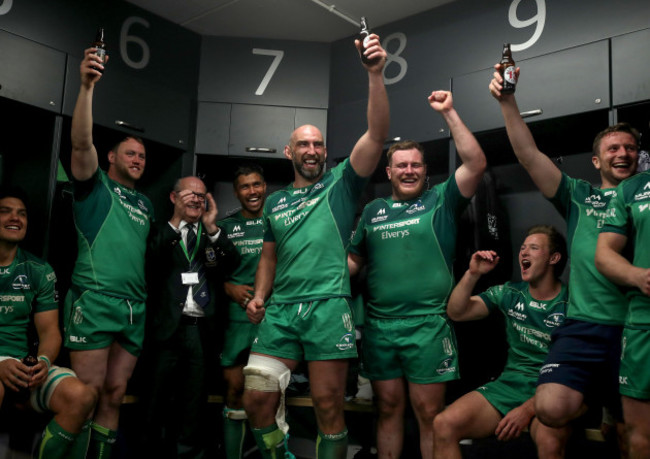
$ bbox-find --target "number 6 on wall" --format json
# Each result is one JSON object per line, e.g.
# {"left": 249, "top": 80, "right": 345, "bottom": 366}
{"left": 252, "top": 48, "right": 284, "bottom": 96}
{"left": 0, "top": 0, "right": 13, "bottom": 15}
{"left": 120, "top": 16, "right": 151, "bottom": 69}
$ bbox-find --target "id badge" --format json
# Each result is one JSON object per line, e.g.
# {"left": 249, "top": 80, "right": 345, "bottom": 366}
{"left": 181, "top": 272, "right": 199, "bottom": 285}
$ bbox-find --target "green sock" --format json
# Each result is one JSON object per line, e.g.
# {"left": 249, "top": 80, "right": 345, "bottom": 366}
{"left": 251, "top": 423, "right": 294, "bottom": 459}
{"left": 67, "top": 420, "right": 92, "bottom": 459}
{"left": 223, "top": 408, "right": 247, "bottom": 458}
{"left": 316, "top": 429, "right": 348, "bottom": 459}
{"left": 87, "top": 422, "right": 118, "bottom": 459}
{"left": 37, "top": 418, "right": 77, "bottom": 459}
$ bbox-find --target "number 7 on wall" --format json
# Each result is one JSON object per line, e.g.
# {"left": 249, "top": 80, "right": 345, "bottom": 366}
{"left": 252, "top": 48, "right": 284, "bottom": 96}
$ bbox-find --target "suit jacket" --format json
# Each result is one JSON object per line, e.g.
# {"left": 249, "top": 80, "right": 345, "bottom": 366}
{"left": 146, "top": 222, "right": 240, "bottom": 342}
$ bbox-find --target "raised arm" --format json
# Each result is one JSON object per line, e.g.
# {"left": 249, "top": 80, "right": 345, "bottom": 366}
{"left": 71, "top": 48, "right": 107, "bottom": 181}
{"left": 429, "top": 91, "right": 486, "bottom": 198}
{"left": 489, "top": 65, "right": 561, "bottom": 198}
{"left": 349, "top": 34, "right": 390, "bottom": 178}
{"left": 30, "top": 309, "right": 62, "bottom": 388}
{"left": 596, "top": 232, "right": 650, "bottom": 296}
{"left": 247, "top": 241, "right": 277, "bottom": 324}
{"left": 446, "top": 250, "right": 499, "bottom": 321}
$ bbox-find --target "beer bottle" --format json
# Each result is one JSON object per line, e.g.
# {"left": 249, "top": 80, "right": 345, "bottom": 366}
{"left": 92, "top": 27, "right": 106, "bottom": 73}
{"left": 22, "top": 355, "right": 37, "bottom": 367}
{"left": 15, "top": 355, "right": 38, "bottom": 402}
{"left": 500, "top": 43, "right": 516, "bottom": 94}
{"left": 358, "top": 17, "right": 378, "bottom": 65}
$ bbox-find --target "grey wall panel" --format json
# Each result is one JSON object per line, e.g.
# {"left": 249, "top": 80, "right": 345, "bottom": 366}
{"left": 453, "top": 40, "right": 610, "bottom": 134}
{"left": 330, "top": 0, "right": 650, "bottom": 107}
{"left": 63, "top": 56, "right": 192, "bottom": 148}
{"left": 295, "top": 108, "right": 328, "bottom": 143}
{"left": 326, "top": 99, "right": 367, "bottom": 160}
{"left": 612, "top": 28, "right": 650, "bottom": 106}
{"left": 390, "top": 78, "right": 451, "bottom": 143}
{"left": 0, "top": 0, "right": 200, "bottom": 97}
{"left": 228, "top": 104, "right": 296, "bottom": 159}
{"left": 199, "top": 37, "right": 329, "bottom": 108}
{"left": 195, "top": 102, "right": 231, "bottom": 156}
{"left": 0, "top": 30, "right": 65, "bottom": 112}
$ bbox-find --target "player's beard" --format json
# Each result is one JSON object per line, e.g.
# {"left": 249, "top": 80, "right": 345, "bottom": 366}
{"left": 293, "top": 155, "right": 325, "bottom": 181}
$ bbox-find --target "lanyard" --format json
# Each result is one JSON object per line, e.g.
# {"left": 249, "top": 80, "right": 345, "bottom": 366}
{"left": 179, "top": 222, "right": 202, "bottom": 263}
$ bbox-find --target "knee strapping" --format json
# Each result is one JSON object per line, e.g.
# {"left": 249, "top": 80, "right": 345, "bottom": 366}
{"left": 243, "top": 355, "right": 291, "bottom": 434}
{"left": 223, "top": 406, "right": 248, "bottom": 421}
{"left": 243, "top": 355, "right": 291, "bottom": 392}
{"left": 318, "top": 429, "right": 348, "bottom": 442}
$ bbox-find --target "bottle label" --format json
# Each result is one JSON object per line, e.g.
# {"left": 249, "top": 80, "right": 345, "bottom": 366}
{"left": 363, "top": 35, "right": 371, "bottom": 49}
{"left": 504, "top": 65, "right": 517, "bottom": 85}
{"left": 94, "top": 48, "right": 106, "bottom": 63}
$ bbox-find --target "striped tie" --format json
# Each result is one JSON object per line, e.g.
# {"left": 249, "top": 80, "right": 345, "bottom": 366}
{"left": 184, "top": 223, "right": 209, "bottom": 308}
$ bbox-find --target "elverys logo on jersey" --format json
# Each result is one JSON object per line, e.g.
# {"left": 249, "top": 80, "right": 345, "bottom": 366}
{"left": 274, "top": 198, "right": 321, "bottom": 226}
{"left": 12, "top": 275, "right": 30, "bottom": 290}
{"left": 0, "top": 303, "right": 15, "bottom": 314}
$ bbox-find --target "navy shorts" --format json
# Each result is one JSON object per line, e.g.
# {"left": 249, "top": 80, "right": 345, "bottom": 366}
{"left": 537, "top": 319, "right": 622, "bottom": 419}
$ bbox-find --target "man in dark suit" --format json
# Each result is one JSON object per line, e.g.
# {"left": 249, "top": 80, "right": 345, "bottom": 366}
{"left": 144, "top": 176, "right": 239, "bottom": 458}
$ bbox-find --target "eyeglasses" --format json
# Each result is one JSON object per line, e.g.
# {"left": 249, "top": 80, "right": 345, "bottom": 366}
{"left": 175, "top": 191, "right": 206, "bottom": 201}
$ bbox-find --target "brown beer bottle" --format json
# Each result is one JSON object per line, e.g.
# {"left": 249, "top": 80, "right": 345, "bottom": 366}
{"left": 16, "top": 355, "right": 38, "bottom": 402}
{"left": 92, "top": 27, "right": 107, "bottom": 73}
{"left": 500, "top": 43, "right": 516, "bottom": 94}
{"left": 22, "top": 355, "right": 38, "bottom": 367}
{"left": 358, "top": 17, "right": 379, "bottom": 65}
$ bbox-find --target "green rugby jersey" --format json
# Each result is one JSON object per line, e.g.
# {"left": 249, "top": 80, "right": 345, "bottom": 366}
{"left": 220, "top": 211, "right": 264, "bottom": 321}
{"left": 71, "top": 168, "right": 153, "bottom": 301}
{"left": 263, "top": 159, "right": 367, "bottom": 304}
{"left": 479, "top": 281, "right": 568, "bottom": 377}
{"left": 350, "top": 175, "right": 468, "bottom": 318}
{"left": 551, "top": 173, "right": 626, "bottom": 325}
{"left": 0, "top": 249, "right": 58, "bottom": 358}
{"left": 602, "top": 171, "right": 650, "bottom": 328}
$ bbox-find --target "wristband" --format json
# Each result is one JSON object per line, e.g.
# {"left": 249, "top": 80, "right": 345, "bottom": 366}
{"left": 38, "top": 355, "right": 51, "bottom": 369}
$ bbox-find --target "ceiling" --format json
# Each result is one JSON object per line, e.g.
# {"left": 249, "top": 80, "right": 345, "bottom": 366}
{"left": 125, "top": 0, "right": 455, "bottom": 43}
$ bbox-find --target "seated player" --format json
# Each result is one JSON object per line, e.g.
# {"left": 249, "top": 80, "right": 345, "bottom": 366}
{"left": 433, "top": 225, "right": 571, "bottom": 458}
{"left": 0, "top": 186, "right": 96, "bottom": 458}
